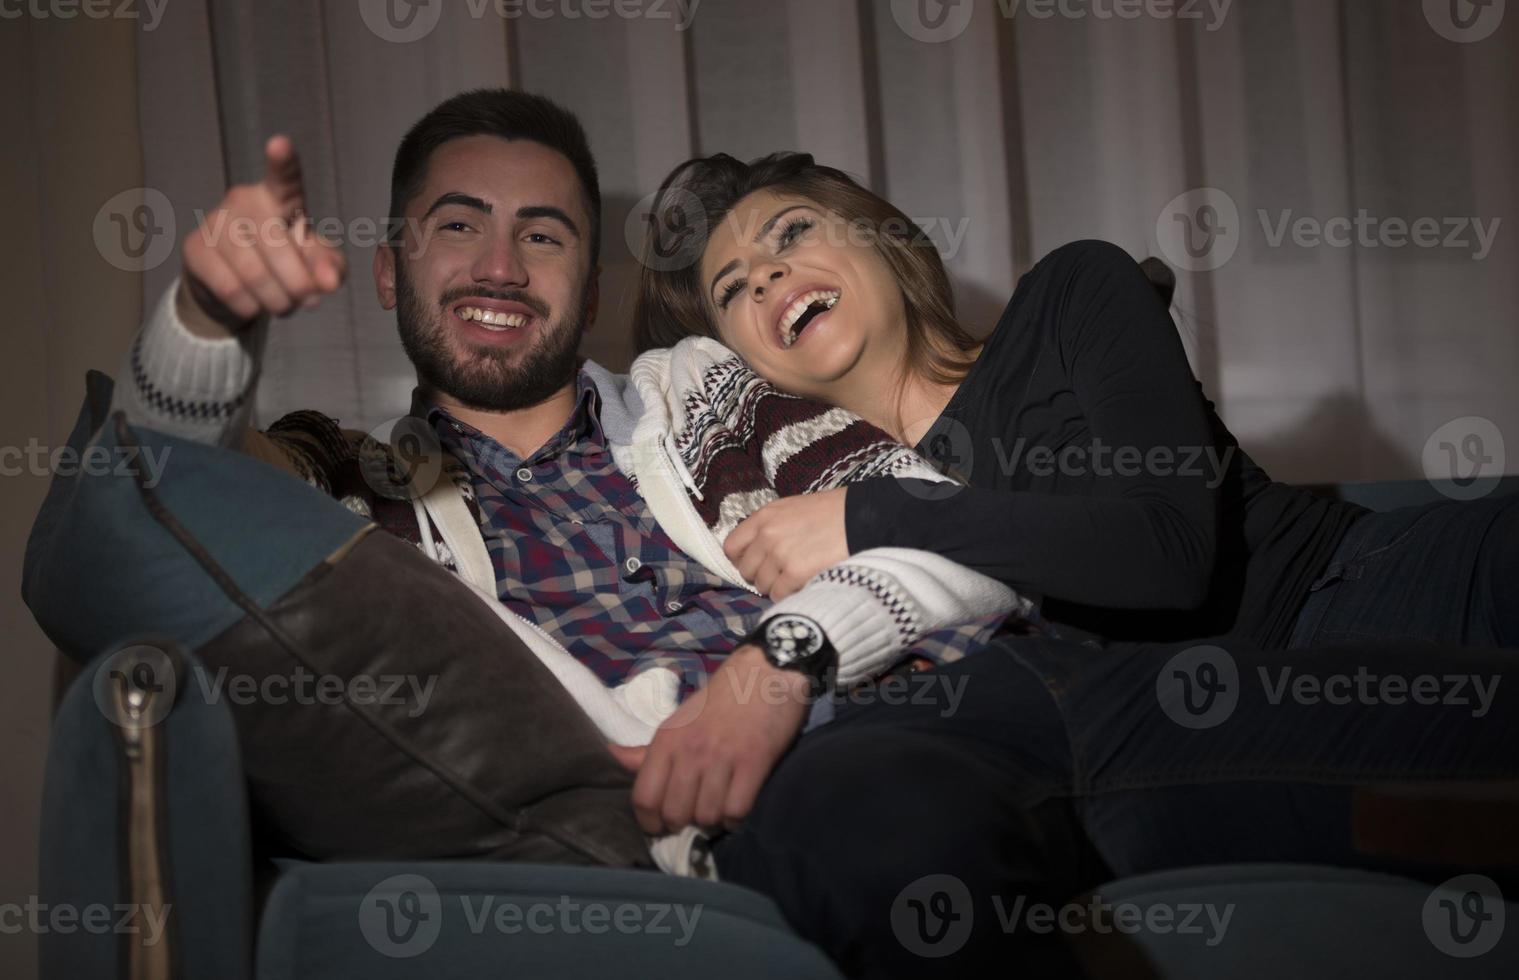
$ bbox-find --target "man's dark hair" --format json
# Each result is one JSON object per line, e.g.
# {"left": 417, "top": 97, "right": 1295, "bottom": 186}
{"left": 388, "top": 88, "right": 601, "bottom": 264}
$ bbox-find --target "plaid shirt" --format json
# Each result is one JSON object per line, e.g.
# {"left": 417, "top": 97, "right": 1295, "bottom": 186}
{"left": 424, "top": 370, "right": 1007, "bottom": 697}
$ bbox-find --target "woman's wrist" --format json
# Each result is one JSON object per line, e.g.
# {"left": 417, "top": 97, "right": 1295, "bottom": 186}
{"left": 842, "top": 477, "right": 877, "bottom": 554}
{"left": 843, "top": 476, "right": 916, "bottom": 554}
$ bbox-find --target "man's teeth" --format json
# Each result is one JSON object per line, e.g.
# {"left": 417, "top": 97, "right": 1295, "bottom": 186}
{"left": 779, "top": 290, "right": 840, "bottom": 348}
{"left": 458, "top": 306, "right": 529, "bottom": 329}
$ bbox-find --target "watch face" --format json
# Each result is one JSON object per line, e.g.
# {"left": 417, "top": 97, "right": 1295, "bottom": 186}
{"left": 764, "top": 615, "right": 825, "bottom": 666}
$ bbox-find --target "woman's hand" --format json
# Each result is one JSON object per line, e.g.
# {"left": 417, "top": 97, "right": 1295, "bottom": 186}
{"left": 724, "top": 487, "right": 849, "bottom": 598}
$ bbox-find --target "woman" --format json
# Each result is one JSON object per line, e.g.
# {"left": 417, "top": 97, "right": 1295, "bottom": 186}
{"left": 633, "top": 152, "right": 1516, "bottom": 651}
{"left": 622, "top": 154, "right": 1519, "bottom": 979}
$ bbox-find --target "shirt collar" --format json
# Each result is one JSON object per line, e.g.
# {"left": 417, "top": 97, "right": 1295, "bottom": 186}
{"left": 413, "top": 370, "right": 605, "bottom": 466}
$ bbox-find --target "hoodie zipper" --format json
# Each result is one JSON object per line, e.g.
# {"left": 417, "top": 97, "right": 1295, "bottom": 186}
{"left": 653, "top": 440, "right": 758, "bottom": 594}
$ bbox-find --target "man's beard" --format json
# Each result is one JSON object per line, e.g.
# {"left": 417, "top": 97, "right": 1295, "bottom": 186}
{"left": 393, "top": 257, "right": 590, "bottom": 413}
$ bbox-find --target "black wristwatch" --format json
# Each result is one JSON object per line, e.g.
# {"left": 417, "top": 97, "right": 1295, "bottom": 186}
{"left": 742, "top": 613, "right": 836, "bottom": 698}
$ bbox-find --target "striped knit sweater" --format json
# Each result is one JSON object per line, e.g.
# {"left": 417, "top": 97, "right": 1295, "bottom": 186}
{"left": 666, "top": 349, "right": 942, "bottom": 541}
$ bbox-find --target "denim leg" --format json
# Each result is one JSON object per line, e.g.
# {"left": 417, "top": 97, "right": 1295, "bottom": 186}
{"left": 1468, "top": 490, "right": 1519, "bottom": 646}
{"left": 714, "top": 631, "right": 1519, "bottom": 977}
{"left": 1008, "top": 634, "right": 1519, "bottom": 884}
{"left": 1289, "top": 492, "right": 1519, "bottom": 649}
{"left": 712, "top": 647, "right": 1105, "bottom": 979}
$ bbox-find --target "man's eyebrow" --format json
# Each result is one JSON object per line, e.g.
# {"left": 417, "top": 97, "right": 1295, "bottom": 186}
{"left": 423, "top": 193, "right": 492, "bottom": 219}
{"left": 517, "top": 205, "right": 580, "bottom": 239}
{"left": 709, "top": 204, "right": 812, "bottom": 298}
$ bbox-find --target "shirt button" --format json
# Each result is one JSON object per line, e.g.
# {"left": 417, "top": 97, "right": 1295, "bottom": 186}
{"left": 515, "top": 467, "right": 533, "bottom": 483}
{"left": 624, "top": 556, "right": 642, "bottom": 574}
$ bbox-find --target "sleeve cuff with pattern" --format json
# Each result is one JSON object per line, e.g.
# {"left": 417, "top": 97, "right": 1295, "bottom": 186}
{"left": 765, "top": 547, "right": 1033, "bottom": 690}
{"left": 107, "top": 279, "right": 270, "bottom": 447}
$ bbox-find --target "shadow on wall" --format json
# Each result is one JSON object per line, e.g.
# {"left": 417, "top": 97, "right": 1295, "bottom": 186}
{"left": 949, "top": 277, "right": 1013, "bottom": 340}
{"left": 952, "top": 271, "right": 1417, "bottom": 487}
{"left": 1165, "top": 296, "right": 1417, "bottom": 485}
{"left": 1243, "top": 393, "right": 1418, "bottom": 486}
{"left": 585, "top": 262, "right": 640, "bottom": 373}
{"left": 585, "top": 190, "right": 653, "bottom": 373}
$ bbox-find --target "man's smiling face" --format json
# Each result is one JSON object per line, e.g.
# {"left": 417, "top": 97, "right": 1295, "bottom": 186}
{"left": 377, "top": 134, "right": 599, "bottom": 412}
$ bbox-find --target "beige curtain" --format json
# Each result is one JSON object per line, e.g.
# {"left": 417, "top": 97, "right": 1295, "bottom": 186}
{"left": 134, "top": 0, "right": 1517, "bottom": 484}
{"left": 2, "top": 12, "right": 146, "bottom": 980}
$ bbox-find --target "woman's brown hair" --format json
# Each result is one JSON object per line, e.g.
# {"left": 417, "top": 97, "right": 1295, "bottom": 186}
{"left": 631, "top": 152, "right": 981, "bottom": 389}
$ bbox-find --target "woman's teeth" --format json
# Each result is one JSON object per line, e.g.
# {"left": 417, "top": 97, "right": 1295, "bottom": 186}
{"left": 779, "top": 290, "right": 840, "bottom": 348}
{"left": 458, "top": 306, "right": 529, "bottom": 330}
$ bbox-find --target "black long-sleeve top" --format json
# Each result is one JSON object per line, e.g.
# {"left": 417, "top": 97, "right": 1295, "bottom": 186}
{"left": 845, "top": 240, "right": 1366, "bottom": 648}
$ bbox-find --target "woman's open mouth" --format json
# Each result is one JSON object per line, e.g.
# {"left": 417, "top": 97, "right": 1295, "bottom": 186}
{"left": 775, "top": 288, "right": 841, "bottom": 349}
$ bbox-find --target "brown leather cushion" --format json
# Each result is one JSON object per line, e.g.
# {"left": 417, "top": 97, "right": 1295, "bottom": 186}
{"left": 195, "top": 527, "right": 651, "bottom": 868}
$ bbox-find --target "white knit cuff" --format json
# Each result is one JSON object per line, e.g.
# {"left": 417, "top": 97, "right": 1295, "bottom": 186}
{"left": 766, "top": 579, "right": 906, "bottom": 689}
{"left": 110, "top": 280, "right": 269, "bottom": 447}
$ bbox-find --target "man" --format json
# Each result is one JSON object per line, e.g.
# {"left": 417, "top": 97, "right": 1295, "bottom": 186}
{"left": 115, "top": 89, "right": 1084, "bottom": 977}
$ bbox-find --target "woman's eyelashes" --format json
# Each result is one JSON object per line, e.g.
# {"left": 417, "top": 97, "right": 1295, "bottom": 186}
{"left": 718, "top": 278, "right": 745, "bottom": 310}
{"left": 715, "top": 215, "right": 819, "bottom": 311}
{"left": 775, "top": 215, "right": 814, "bottom": 249}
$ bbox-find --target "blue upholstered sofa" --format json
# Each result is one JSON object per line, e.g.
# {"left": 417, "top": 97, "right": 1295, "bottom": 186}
{"left": 28, "top": 373, "right": 1519, "bottom": 977}
{"left": 40, "top": 644, "right": 1519, "bottom": 978}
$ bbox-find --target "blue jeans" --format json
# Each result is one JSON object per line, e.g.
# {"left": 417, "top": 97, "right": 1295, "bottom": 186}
{"left": 1015, "top": 634, "right": 1518, "bottom": 876}
{"left": 1289, "top": 491, "right": 1519, "bottom": 649}
{"left": 713, "top": 633, "right": 1519, "bottom": 978}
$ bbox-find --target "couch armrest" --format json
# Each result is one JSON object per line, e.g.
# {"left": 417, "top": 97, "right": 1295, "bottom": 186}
{"left": 40, "top": 645, "right": 253, "bottom": 980}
